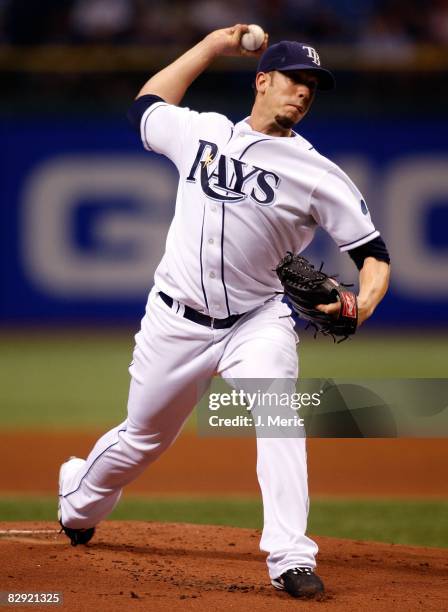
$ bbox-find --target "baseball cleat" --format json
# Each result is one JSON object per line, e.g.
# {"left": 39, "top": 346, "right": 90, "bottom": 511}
{"left": 58, "top": 456, "right": 95, "bottom": 547}
{"left": 58, "top": 520, "right": 95, "bottom": 547}
{"left": 271, "top": 567, "right": 325, "bottom": 599}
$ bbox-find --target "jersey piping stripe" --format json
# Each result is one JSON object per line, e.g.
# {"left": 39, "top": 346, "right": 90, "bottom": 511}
{"left": 199, "top": 202, "right": 210, "bottom": 311}
{"left": 61, "top": 426, "right": 127, "bottom": 498}
{"left": 218, "top": 128, "right": 234, "bottom": 316}
{"left": 220, "top": 202, "right": 231, "bottom": 317}
{"left": 141, "top": 103, "right": 167, "bottom": 151}
{"left": 239, "top": 138, "right": 271, "bottom": 160}
{"left": 339, "top": 229, "right": 378, "bottom": 249}
{"left": 215, "top": 137, "right": 269, "bottom": 316}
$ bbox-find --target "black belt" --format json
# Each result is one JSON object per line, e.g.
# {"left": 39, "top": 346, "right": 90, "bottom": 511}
{"left": 159, "top": 291, "right": 243, "bottom": 329}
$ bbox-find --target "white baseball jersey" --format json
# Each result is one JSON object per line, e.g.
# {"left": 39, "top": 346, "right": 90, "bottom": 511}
{"left": 139, "top": 100, "right": 378, "bottom": 318}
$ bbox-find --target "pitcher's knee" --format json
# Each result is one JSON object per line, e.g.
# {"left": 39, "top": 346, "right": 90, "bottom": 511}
{"left": 119, "top": 427, "right": 178, "bottom": 466}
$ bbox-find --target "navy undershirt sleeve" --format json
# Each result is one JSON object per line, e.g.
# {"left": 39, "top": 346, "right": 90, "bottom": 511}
{"left": 127, "top": 94, "right": 166, "bottom": 132}
{"left": 348, "top": 235, "right": 390, "bottom": 270}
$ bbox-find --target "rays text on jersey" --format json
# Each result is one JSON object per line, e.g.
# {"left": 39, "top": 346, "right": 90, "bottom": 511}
{"left": 186, "top": 139, "right": 281, "bottom": 205}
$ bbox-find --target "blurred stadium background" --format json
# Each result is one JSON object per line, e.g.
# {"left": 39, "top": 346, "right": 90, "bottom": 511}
{"left": 0, "top": 0, "right": 447, "bottom": 546}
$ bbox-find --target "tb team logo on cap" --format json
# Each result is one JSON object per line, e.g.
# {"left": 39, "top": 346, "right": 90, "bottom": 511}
{"left": 301, "top": 45, "right": 321, "bottom": 66}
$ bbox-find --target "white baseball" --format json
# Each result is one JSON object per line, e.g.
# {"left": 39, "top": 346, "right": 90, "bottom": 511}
{"left": 241, "top": 24, "right": 265, "bottom": 52}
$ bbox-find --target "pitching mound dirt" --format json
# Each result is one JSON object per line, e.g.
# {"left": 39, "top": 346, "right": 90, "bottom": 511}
{"left": 1, "top": 521, "right": 447, "bottom": 611}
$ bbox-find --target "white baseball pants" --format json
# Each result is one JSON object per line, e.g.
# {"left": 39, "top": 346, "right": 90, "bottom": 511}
{"left": 59, "top": 287, "right": 318, "bottom": 578}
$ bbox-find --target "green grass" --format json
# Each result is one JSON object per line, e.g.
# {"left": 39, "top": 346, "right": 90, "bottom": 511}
{"left": 0, "top": 330, "right": 446, "bottom": 429}
{"left": 1, "top": 495, "right": 447, "bottom": 548}
{"left": 0, "top": 331, "right": 132, "bottom": 428}
{"left": 308, "top": 498, "right": 448, "bottom": 548}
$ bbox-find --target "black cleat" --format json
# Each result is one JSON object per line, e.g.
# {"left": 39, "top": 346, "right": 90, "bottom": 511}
{"left": 58, "top": 520, "right": 95, "bottom": 547}
{"left": 271, "top": 567, "right": 325, "bottom": 599}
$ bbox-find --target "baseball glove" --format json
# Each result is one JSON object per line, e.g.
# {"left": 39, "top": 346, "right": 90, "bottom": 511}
{"left": 276, "top": 252, "right": 358, "bottom": 341}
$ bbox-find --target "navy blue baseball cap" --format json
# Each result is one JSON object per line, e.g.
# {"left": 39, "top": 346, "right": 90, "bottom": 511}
{"left": 257, "top": 41, "right": 335, "bottom": 91}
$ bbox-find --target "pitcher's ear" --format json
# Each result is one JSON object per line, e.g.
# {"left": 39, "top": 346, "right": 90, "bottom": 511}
{"left": 255, "top": 71, "right": 270, "bottom": 94}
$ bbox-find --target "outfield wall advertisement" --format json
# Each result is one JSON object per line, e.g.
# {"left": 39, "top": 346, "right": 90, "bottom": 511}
{"left": 1, "top": 117, "right": 447, "bottom": 325}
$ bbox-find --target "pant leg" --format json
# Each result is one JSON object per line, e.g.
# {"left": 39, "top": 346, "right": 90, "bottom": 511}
{"left": 59, "top": 289, "right": 218, "bottom": 529}
{"left": 217, "top": 297, "right": 318, "bottom": 579}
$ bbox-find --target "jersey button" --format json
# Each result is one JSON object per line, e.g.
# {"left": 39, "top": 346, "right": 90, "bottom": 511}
{"left": 209, "top": 271, "right": 216, "bottom": 279}
{"left": 208, "top": 238, "right": 214, "bottom": 245}
{"left": 210, "top": 205, "right": 217, "bottom": 212}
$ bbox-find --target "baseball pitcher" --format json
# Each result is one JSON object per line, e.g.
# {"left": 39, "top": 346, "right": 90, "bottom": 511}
{"left": 58, "top": 25, "right": 390, "bottom": 599}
